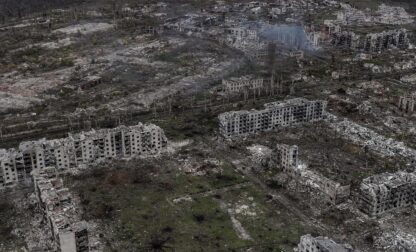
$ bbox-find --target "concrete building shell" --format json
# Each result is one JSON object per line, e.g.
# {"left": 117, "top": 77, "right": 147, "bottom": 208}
{"left": 218, "top": 98, "right": 327, "bottom": 138}
{"left": 358, "top": 171, "right": 416, "bottom": 216}
{"left": 278, "top": 143, "right": 350, "bottom": 205}
{"left": 33, "top": 167, "right": 89, "bottom": 252}
{"left": 222, "top": 75, "right": 264, "bottom": 93}
{"left": 275, "top": 143, "right": 298, "bottom": 174}
{"left": 0, "top": 123, "right": 167, "bottom": 188}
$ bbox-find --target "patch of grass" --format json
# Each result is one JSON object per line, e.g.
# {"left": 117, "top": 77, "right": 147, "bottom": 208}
{"left": 70, "top": 160, "right": 254, "bottom": 251}
{"left": 0, "top": 199, "right": 23, "bottom": 250}
{"left": 151, "top": 109, "right": 218, "bottom": 140}
{"left": 154, "top": 52, "right": 181, "bottom": 64}
{"left": 219, "top": 184, "right": 309, "bottom": 251}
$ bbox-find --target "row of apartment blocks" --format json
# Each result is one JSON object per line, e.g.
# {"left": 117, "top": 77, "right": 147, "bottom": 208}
{"left": 331, "top": 28, "right": 409, "bottom": 52}
{"left": 218, "top": 98, "right": 327, "bottom": 138}
{"left": 0, "top": 123, "right": 168, "bottom": 188}
{"left": 358, "top": 170, "right": 416, "bottom": 216}
{"left": 34, "top": 167, "right": 89, "bottom": 252}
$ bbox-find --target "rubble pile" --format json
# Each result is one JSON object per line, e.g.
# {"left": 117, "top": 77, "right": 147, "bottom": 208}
{"left": 375, "top": 231, "right": 416, "bottom": 251}
{"left": 279, "top": 144, "right": 350, "bottom": 205}
{"left": 247, "top": 144, "right": 272, "bottom": 168}
{"left": 328, "top": 115, "right": 416, "bottom": 160}
{"left": 375, "top": 4, "right": 414, "bottom": 25}
{"left": 327, "top": 3, "right": 413, "bottom": 26}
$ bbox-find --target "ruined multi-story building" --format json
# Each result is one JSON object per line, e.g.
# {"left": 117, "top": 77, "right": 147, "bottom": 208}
{"left": 275, "top": 144, "right": 298, "bottom": 173}
{"left": 218, "top": 98, "right": 327, "bottom": 138}
{"left": 301, "top": 170, "right": 351, "bottom": 205}
{"left": 223, "top": 27, "right": 268, "bottom": 60}
{"left": 297, "top": 234, "right": 353, "bottom": 252}
{"left": 358, "top": 171, "right": 416, "bottom": 216}
{"left": 377, "top": 231, "right": 416, "bottom": 252}
{"left": 222, "top": 75, "right": 264, "bottom": 93}
{"left": 0, "top": 123, "right": 167, "bottom": 188}
{"left": 278, "top": 144, "right": 350, "bottom": 204}
{"left": 33, "top": 167, "right": 89, "bottom": 252}
{"left": 398, "top": 94, "right": 416, "bottom": 113}
{"left": 331, "top": 31, "right": 360, "bottom": 49}
{"left": 332, "top": 29, "right": 410, "bottom": 52}
{"left": 226, "top": 28, "right": 258, "bottom": 40}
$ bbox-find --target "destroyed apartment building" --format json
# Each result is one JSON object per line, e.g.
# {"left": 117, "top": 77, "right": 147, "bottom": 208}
{"left": 223, "top": 27, "right": 268, "bottom": 60}
{"left": 297, "top": 234, "right": 353, "bottom": 252}
{"left": 33, "top": 167, "right": 89, "bottom": 252}
{"left": 0, "top": 123, "right": 168, "bottom": 188}
{"left": 328, "top": 115, "right": 416, "bottom": 160}
{"left": 222, "top": 75, "right": 264, "bottom": 93}
{"left": 218, "top": 98, "right": 327, "bottom": 138}
{"left": 398, "top": 94, "right": 416, "bottom": 114}
{"left": 331, "top": 29, "right": 410, "bottom": 52}
{"left": 358, "top": 171, "right": 416, "bottom": 216}
{"left": 275, "top": 143, "right": 299, "bottom": 175}
{"left": 276, "top": 143, "right": 350, "bottom": 205}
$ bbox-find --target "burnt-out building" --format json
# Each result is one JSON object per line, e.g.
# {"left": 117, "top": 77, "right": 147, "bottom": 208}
{"left": 218, "top": 98, "right": 327, "bottom": 138}
{"left": 358, "top": 171, "right": 416, "bottom": 216}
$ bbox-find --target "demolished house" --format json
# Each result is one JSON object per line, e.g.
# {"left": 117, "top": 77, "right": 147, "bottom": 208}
{"left": 33, "top": 167, "right": 89, "bottom": 252}
{"left": 358, "top": 171, "right": 416, "bottom": 216}
{"left": 0, "top": 123, "right": 168, "bottom": 188}
{"left": 332, "top": 29, "right": 410, "bottom": 52}
{"left": 218, "top": 98, "right": 327, "bottom": 138}
{"left": 297, "top": 234, "right": 353, "bottom": 252}
{"left": 222, "top": 75, "right": 264, "bottom": 93}
{"left": 398, "top": 94, "right": 416, "bottom": 114}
